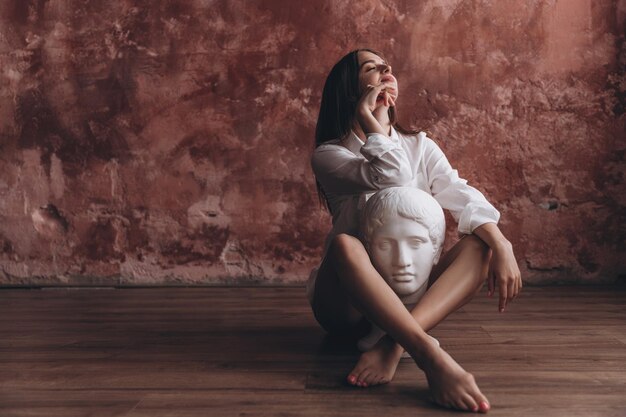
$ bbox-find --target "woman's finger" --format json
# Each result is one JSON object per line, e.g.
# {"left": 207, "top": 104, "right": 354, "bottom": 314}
{"left": 499, "top": 279, "right": 507, "bottom": 312}
{"left": 487, "top": 269, "right": 494, "bottom": 297}
{"left": 507, "top": 278, "right": 515, "bottom": 304}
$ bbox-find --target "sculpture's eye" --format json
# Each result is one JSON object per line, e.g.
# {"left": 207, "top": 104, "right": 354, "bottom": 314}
{"left": 409, "top": 239, "right": 424, "bottom": 249}
{"left": 377, "top": 240, "right": 391, "bottom": 250}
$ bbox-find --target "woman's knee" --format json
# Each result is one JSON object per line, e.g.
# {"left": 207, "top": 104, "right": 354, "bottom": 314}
{"left": 461, "top": 234, "right": 490, "bottom": 255}
{"left": 329, "top": 233, "right": 366, "bottom": 265}
{"left": 462, "top": 235, "right": 491, "bottom": 270}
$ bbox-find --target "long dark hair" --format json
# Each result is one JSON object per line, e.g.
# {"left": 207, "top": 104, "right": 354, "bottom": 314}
{"left": 314, "top": 48, "right": 420, "bottom": 214}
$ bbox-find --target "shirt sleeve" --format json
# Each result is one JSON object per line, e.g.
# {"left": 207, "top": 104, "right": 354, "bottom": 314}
{"left": 311, "top": 133, "right": 413, "bottom": 195}
{"left": 423, "top": 135, "right": 500, "bottom": 234}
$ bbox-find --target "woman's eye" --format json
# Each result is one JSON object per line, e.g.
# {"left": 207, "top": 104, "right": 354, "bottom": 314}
{"left": 367, "top": 67, "right": 376, "bottom": 71}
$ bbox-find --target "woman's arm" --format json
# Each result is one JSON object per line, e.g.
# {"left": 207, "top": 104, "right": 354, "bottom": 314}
{"left": 312, "top": 81, "right": 410, "bottom": 195}
{"left": 422, "top": 135, "right": 522, "bottom": 312}
{"left": 356, "top": 108, "right": 388, "bottom": 137}
{"left": 355, "top": 82, "right": 396, "bottom": 137}
{"left": 423, "top": 136, "right": 501, "bottom": 234}
{"left": 472, "top": 222, "right": 522, "bottom": 313}
{"left": 312, "top": 135, "right": 413, "bottom": 195}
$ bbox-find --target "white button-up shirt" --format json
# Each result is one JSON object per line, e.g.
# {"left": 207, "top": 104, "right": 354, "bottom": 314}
{"left": 306, "top": 127, "right": 500, "bottom": 304}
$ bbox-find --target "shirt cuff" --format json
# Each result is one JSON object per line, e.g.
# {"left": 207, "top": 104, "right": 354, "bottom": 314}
{"left": 458, "top": 204, "right": 501, "bottom": 235}
{"left": 360, "top": 133, "right": 400, "bottom": 161}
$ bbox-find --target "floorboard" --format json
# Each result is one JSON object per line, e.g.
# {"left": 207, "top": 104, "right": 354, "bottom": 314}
{"left": 1, "top": 286, "right": 625, "bottom": 416}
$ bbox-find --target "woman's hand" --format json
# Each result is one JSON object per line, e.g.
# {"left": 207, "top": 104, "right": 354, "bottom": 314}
{"left": 487, "top": 240, "right": 522, "bottom": 313}
{"left": 354, "top": 82, "right": 398, "bottom": 136}
{"left": 356, "top": 82, "right": 397, "bottom": 115}
{"left": 471, "top": 223, "right": 522, "bottom": 313}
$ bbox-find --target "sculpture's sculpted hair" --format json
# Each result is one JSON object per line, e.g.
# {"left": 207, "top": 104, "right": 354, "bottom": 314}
{"left": 360, "top": 187, "right": 446, "bottom": 263}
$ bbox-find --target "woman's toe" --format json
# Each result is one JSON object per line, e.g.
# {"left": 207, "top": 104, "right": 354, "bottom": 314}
{"left": 358, "top": 371, "right": 371, "bottom": 387}
{"left": 471, "top": 388, "right": 489, "bottom": 410}
{"left": 364, "top": 372, "right": 378, "bottom": 385}
{"left": 462, "top": 394, "right": 478, "bottom": 412}
{"left": 479, "top": 400, "right": 491, "bottom": 412}
{"left": 454, "top": 399, "right": 469, "bottom": 411}
{"left": 346, "top": 373, "right": 356, "bottom": 385}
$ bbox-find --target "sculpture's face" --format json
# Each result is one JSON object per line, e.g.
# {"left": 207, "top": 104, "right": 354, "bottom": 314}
{"left": 368, "top": 216, "right": 436, "bottom": 296}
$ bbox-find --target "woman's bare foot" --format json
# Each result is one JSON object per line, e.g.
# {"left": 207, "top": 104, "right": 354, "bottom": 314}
{"left": 347, "top": 335, "right": 402, "bottom": 387}
{"left": 419, "top": 346, "right": 491, "bottom": 413}
{"left": 347, "top": 335, "right": 439, "bottom": 388}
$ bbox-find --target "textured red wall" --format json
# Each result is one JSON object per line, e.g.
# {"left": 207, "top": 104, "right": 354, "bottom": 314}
{"left": 0, "top": 0, "right": 624, "bottom": 286}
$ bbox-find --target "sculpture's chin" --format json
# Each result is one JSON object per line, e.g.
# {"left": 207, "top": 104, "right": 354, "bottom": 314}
{"left": 391, "top": 278, "right": 430, "bottom": 304}
{"left": 394, "top": 288, "right": 419, "bottom": 297}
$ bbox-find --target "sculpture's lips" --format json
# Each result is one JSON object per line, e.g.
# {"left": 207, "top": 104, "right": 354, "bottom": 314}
{"left": 392, "top": 273, "right": 414, "bottom": 282}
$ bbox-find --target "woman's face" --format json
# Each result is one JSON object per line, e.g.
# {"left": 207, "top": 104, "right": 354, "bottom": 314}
{"left": 357, "top": 50, "right": 398, "bottom": 101}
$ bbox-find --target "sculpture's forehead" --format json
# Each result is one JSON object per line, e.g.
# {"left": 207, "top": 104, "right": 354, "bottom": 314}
{"left": 371, "top": 216, "right": 430, "bottom": 238}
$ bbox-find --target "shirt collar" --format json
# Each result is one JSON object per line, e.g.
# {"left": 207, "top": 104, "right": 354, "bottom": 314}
{"left": 344, "top": 126, "right": 399, "bottom": 156}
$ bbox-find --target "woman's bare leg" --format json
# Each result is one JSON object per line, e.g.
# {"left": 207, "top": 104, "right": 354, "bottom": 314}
{"left": 311, "top": 247, "right": 364, "bottom": 336}
{"left": 312, "top": 235, "right": 487, "bottom": 334}
{"left": 312, "top": 233, "right": 490, "bottom": 413}
{"left": 348, "top": 235, "right": 492, "bottom": 412}
{"left": 412, "top": 234, "right": 492, "bottom": 332}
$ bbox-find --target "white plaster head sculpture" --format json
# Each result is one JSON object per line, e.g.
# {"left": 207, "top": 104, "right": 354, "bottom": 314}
{"left": 361, "top": 186, "right": 446, "bottom": 300}
{"left": 357, "top": 186, "right": 446, "bottom": 352}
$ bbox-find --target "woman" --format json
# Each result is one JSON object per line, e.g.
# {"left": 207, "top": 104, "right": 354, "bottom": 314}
{"left": 307, "top": 48, "right": 522, "bottom": 413}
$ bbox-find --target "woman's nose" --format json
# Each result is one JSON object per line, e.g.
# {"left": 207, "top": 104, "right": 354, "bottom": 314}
{"left": 382, "top": 64, "right": 392, "bottom": 74}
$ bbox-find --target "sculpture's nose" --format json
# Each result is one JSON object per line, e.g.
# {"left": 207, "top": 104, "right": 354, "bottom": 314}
{"left": 394, "top": 243, "right": 412, "bottom": 267}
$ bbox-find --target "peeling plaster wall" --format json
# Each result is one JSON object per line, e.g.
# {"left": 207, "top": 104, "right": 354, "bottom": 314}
{"left": 0, "top": 0, "right": 624, "bottom": 286}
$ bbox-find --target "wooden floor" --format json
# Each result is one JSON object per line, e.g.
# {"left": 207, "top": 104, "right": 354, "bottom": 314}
{"left": 1, "top": 285, "right": 625, "bottom": 417}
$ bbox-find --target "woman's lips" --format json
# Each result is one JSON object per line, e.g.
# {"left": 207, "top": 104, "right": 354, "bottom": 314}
{"left": 381, "top": 74, "right": 396, "bottom": 84}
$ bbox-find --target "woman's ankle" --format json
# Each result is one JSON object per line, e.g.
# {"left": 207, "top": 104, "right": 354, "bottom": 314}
{"left": 370, "top": 334, "right": 404, "bottom": 357}
{"left": 404, "top": 332, "right": 440, "bottom": 368}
